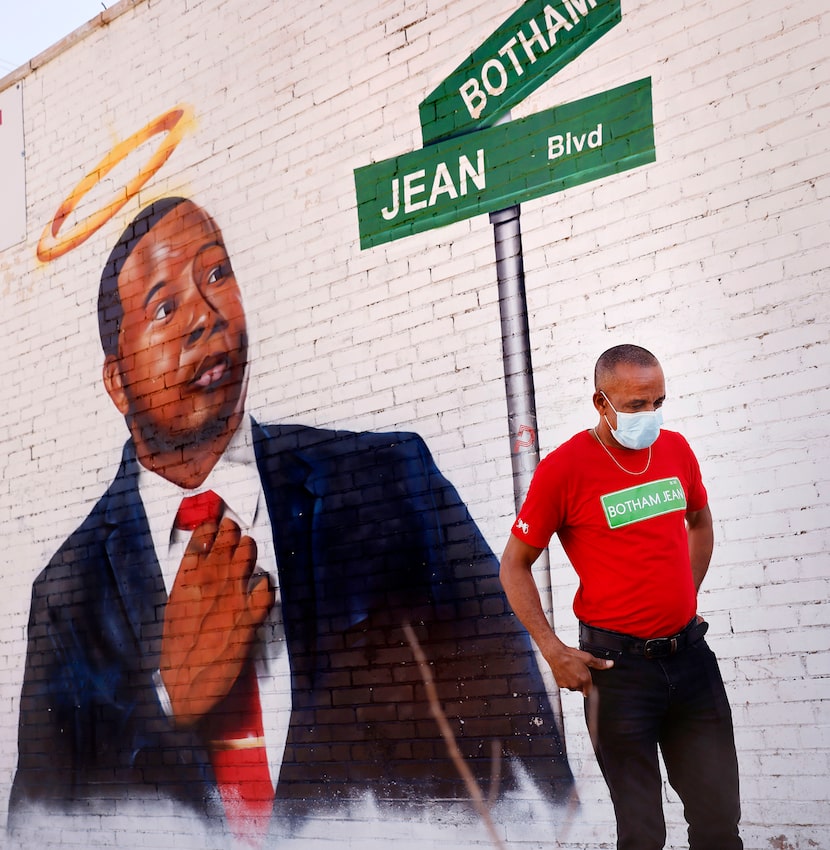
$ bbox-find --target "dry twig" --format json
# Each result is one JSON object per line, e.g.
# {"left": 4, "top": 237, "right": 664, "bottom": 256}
{"left": 402, "top": 623, "right": 507, "bottom": 850}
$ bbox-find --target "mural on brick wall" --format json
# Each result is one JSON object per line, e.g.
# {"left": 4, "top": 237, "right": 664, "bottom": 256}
{"left": 8, "top": 189, "right": 572, "bottom": 844}
{"left": 4, "top": 0, "right": 830, "bottom": 846}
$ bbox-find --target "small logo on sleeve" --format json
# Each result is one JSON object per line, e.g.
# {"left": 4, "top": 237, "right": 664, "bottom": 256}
{"left": 515, "top": 518, "right": 530, "bottom": 534}
{"left": 600, "top": 477, "right": 687, "bottom": 529}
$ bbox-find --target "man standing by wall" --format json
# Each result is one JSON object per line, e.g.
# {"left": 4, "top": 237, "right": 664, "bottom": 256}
{"left": 500, "top": 344, "right": 742, "bottom": 849}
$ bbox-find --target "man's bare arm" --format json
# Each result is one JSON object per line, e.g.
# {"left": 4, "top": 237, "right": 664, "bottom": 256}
{"left": 499, "top": 534, "right": 612, "bottom": 696}
{"left": 686, "top": 503, "right": 714, "bottom": 592}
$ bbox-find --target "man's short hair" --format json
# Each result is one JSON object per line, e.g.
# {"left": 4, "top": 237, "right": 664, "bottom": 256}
{"left": 97, "top": 196, "right": 191, "bottom": 357}
{"left": 594, "top": 344, "right": 659, "bottom": 389}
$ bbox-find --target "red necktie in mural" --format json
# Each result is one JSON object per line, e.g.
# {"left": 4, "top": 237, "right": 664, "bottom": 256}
{"left": 173, "top": 491, "right": 274, "bottom": 843}
{"left": 174, "top": 489, "right": 225, "bottom": 530}
{"left": 203, "top": 662, "right": 274, "bottom": 844}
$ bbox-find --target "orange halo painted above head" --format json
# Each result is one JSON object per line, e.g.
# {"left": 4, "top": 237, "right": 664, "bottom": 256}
{"left": 36, "top": 104, "right": 195, "bottom": 263}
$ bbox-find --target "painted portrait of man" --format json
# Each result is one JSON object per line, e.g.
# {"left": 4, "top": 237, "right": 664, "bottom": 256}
{"left": 10, "top": 197, "right": 571, "bottom": 842}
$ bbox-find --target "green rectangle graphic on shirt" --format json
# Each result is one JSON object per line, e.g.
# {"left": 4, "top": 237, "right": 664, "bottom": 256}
{"left": 354, "top": 78, "right": 655, "bottom": 250}
{"left": 419, "top": 0, "right": 622, "bottom": 145}
{"left": 601, "top": 477, "right": 687, "bottom": 529}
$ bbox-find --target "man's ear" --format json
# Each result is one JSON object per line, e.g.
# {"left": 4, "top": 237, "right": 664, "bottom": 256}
{"left": 103, "top": 355, "right": 130, "bottom": 416}
{"left": 592, "top": 390, "right": 606, "bottom": 414}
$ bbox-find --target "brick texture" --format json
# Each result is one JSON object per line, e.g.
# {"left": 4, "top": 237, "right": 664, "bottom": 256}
{"left": 0, "top": 0, "right": 827, "bottom": 847}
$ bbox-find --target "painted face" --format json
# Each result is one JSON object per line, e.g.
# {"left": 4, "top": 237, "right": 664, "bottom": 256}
{"left": 106, "top": 201, "right": 248, "bottom": 454}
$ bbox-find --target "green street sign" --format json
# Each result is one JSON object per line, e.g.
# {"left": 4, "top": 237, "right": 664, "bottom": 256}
{"left": 419, "top": 0, "right": 621, "bottom": 145}
{"left": 355, "top": 77, "right": 655, "bottom": 250}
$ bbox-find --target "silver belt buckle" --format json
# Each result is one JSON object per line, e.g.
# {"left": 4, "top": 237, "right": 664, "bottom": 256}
{"left": 643, "top": 636, "right": 678, "bottom": 658}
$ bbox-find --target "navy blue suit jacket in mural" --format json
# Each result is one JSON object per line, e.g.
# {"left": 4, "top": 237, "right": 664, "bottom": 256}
{"left": 10, "top": 422, "right": 571, "bottom": 825}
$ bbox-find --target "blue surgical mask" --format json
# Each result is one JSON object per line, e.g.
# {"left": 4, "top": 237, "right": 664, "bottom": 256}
{"left": 601, "top": 392, "right": 663, "bottom": 450}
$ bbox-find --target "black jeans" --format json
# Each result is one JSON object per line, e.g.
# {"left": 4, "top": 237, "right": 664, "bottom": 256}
{"left": 581, "top": 631, "right": 743, "bottom": 850}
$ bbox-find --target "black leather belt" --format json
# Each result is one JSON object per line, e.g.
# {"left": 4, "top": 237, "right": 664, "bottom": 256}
{"left": 579, "top": 618, "right": 707, "bottom": 659}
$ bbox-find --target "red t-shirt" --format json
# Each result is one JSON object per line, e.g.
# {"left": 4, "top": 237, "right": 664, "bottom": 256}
{"left": 512, "top": 429, "right": 708, "bottom": 638}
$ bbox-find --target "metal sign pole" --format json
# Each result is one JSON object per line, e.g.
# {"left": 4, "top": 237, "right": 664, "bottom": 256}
{"left": 490, "top": 205, "right": 541, "bottom": 515}
{"left": 490, "top": 204, "right": 564, "bottom": 734}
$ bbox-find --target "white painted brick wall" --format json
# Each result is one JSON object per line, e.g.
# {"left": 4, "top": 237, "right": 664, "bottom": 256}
{"left": 0, "top": 0, "right": 827, "bottom": 847}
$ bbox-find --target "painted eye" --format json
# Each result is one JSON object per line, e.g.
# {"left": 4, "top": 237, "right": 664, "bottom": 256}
{"left": 207, "top": 263, "right": 230, "bottom": 285}
{"left": 154, "top": 300, "right": 175, "bottom": 321}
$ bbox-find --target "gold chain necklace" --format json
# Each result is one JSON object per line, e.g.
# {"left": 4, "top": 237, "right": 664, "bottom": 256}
{"left": 591, "top": 428, "right": 652, "bottom": 475}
